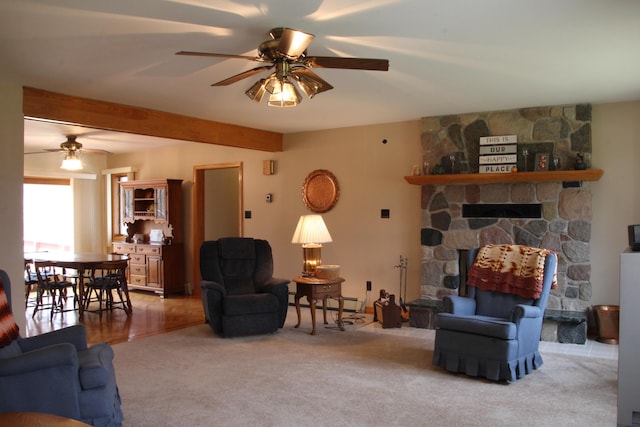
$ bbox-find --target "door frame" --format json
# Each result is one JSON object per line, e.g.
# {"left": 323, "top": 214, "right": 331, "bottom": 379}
{"left": 192, "top": 162, "right": 243, "bottom": 297}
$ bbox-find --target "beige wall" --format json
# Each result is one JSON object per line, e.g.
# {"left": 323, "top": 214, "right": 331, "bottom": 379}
{"left": 279, "top": 122, "right": 423, "bottom": 304}
{"left": 7, "top": 97, "right": 640, "bottom": 328}
{"left": 590, "top": 101, "right": 640, "bottom": 305}
{"left": 107, "top": 121, "right": 423, "bottom": 304}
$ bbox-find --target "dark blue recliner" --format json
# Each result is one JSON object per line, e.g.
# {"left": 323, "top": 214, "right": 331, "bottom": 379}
{"left": 432, "top": 245, "right": 557, "bottom": 382}
{"left": 0, "top": 269, "right": 123, "bottom": 426}
{"left": 200, "top": 238, "right": 289, "bottom": 337}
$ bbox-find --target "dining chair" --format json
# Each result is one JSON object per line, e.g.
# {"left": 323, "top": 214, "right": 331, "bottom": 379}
{"left": 33, "top": 260, "right": 78, "bottom": 319}
{"left": 23, "top": 259, "right": 39, "bottom": 309}
{"left": 84, "top": 260, "right": 132, "bottom": 316}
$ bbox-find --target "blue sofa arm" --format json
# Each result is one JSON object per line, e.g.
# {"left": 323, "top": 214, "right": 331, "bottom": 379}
{"left": 77, "top": 343, "right": 114, "bottom": 390}
{"left": 0, "top": 343, "right": 83, "bottom": 419}
{"left": 512, "top": 304, "right": 543, "bottom": 322}
{"left": 0, "top": 343, "right": 78, "bottom": 376}
{"left": 443, "top": 295, "right": 476, "bottom": 316}
{"left": 18, "top": 324, "right": 88, "bottom": 353}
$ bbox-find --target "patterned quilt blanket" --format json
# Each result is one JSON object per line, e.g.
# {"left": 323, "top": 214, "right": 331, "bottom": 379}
{"left": 467, "top": 244, "right": 557, "bottom": 299}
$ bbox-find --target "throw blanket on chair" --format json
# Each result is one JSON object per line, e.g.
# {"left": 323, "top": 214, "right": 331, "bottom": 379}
{"left": 467, "top": 245, "right": 557, "bottom": 299}
{"left": 0, "top": 276, "right": 20, "bottom": 348}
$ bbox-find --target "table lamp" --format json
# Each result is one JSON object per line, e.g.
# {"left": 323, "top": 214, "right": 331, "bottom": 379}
{"left": 291, "top": 214, "right": 332, "bottom": 277}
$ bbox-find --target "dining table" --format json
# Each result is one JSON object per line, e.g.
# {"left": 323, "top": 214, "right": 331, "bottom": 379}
{"left": 24, "top": 252, "right": 129, "bottom": 318}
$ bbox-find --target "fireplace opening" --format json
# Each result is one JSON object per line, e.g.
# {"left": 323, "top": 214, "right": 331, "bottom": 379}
{"left": 462, "top": 203, "right": 541, "bottom": 219}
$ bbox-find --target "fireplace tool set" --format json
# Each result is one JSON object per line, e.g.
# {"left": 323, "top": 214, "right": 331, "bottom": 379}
{"left": 394, "top": 255, "right": 409, "bottom": 320}
{"left": 373, "top": 255, "right": 409, "bottom": 328}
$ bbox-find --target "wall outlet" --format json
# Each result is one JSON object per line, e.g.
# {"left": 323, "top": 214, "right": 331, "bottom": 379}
{"left": 366, "top": 281, "right": 372, "bottom": 291}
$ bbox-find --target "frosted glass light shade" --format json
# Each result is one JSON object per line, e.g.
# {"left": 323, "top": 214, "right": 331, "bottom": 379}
{"left": 60, "top": 152, "right": 82, "bottom": 170}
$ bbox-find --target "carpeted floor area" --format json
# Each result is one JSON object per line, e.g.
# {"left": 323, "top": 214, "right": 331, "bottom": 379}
{"left": 112, "top": 308, "right": 617, "bottom": 426}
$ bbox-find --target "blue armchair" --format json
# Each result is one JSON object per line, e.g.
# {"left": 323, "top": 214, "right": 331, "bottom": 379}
{"left": 200, "top": 238, "right": 289, "bottom": 337}
{"left": 432, "top": 245, "right": 557, "bottom": 382}
{"left": 0, "top": 269, "right": 123, "bottom": 426}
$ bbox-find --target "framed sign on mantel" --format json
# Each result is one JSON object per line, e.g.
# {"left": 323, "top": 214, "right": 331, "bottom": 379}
{"left": 302, "top": 169, "right": 340, "bottom": 213}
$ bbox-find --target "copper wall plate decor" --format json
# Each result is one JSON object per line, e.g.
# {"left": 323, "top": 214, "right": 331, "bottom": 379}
{"left": 302, "top": 169, "right": 339, "bottom": 213}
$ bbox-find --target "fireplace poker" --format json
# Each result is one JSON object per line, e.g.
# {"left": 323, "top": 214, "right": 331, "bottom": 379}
{"left": 394, "top": 256, "right": 408, "bottom": 313}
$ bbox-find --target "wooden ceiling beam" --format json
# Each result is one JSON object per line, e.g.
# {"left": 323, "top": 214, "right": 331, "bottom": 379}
{"left": 23, "top": 87, "right": 283, "bottom": 152}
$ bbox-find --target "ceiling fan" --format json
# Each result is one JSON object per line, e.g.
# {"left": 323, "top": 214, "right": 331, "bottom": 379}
{"left": 25, "top": 135, "right": 109, "bottom": 170}
{"left": 56, "top": 135, "right": 85, "bottom": 170}
{"left": 176, "top": 27, "right": 389, "bottom": 107}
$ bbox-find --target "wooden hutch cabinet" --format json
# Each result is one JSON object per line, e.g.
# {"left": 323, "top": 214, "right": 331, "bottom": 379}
{"left": 113, "top": 179, "right": 184, "bottom": 298}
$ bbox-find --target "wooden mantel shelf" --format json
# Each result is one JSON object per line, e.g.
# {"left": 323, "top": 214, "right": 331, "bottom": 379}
{"left": 404, "top": 169, "right": 603, "bottom": 185}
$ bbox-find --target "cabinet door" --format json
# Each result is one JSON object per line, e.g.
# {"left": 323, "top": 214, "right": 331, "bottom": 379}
{"left": 122, "top": 187, "right": 134, "bottom": 222}
{"left": 147, "top": 256, "right": 163, "bottom": 288}
{"left": 155, "top": 186, "right": 168, "bottom": 221}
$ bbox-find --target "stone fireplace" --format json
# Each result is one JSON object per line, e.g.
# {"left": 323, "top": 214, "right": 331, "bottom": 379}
{"left": 420, "top": 181, "right": 592, "bottom": 311}
{"left": 413, "top": 104, "right": 596, "bottom": 342}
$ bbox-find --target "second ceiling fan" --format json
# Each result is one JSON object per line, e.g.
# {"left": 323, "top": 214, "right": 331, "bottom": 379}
{"left": 177, "top": 27, "right": 389, "bottom": 107}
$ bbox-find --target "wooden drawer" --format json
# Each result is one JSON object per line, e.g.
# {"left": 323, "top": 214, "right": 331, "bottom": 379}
{"left": 129, "top": 253, "right": 146, "bottom": 265}
{"left": 129, "top": 274, "right": 147, "bottom": 286}
{"left": 113, "top": 243, "right": 134, "bottom": 254}
{"left": 313, "top": 283, "right": 341, "bottom": 296}
{"left": 129, "top": 264, "right": 146, "bottom": 276}
{"left": 136, "top": 245, "right": 162, "bottom": 256}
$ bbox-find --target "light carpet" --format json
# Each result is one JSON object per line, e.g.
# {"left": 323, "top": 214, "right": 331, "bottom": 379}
{"left": 112, "top": 308, "right": 617, "bottom": 426}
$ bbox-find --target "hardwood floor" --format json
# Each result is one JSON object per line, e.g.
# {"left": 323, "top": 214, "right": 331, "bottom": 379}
{"left": 25, "top": 290, "right": 205, "bottom": 345}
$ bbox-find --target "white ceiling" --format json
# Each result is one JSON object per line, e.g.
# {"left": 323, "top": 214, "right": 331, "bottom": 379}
{"left": 3, "top": 0, "right": 640, "bottom": 154}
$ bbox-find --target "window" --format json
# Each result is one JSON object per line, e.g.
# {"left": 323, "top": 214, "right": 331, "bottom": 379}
{"left": 111, "top": 173, "right": 129, "bottom": 239}
{"left": 24, "top": 178, "right": 73, "bottom": 253}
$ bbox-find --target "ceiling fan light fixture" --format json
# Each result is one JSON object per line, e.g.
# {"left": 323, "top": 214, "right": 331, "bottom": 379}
{"left": 245, "top": 79, "right": 268, "bottom": 103}
{"left": 61, "top": 151, "right": 82, "bottom": 170}
{"left": 268, "top": 80, "right": 301, "bottom": 107}
{"left": 264, "top": 75, "right": 282, "bottom": 94}
{"left": 292, "top": 75, "right": 320, "bottom": 99}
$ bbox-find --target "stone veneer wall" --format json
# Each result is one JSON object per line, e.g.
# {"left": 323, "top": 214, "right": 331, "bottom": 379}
{"left": 420, "top": 104, "right": 593, "bottom": 311}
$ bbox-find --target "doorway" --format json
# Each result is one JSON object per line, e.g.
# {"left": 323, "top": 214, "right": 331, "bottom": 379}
{"left": 192, "top": 162, "right": 243, "bottom": 296}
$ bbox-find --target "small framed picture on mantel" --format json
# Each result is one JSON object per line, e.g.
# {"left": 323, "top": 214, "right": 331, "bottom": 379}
{"left": 534, "top": 153, "right": 549, "bottom": 171}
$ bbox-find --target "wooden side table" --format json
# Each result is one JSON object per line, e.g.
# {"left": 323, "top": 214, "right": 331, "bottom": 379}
{"left": 293, "top": 276, "right": 345, "bottom": 335}
{"left": 0, "top": 412, "right": 91, "bottom": 426}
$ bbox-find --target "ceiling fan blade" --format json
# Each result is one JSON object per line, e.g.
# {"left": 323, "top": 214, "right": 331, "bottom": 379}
{"left": 176, "top": 51, "right": 262, "bottom": 62}
{"left": 290, "top": 68, "right": 333, "bottom": 95}
{"left": 277, "top": 28, "right": 314, "bottom": 59}
{"left": 211, "top": 65, "right": 274, "bottom": 86}
{"left": 306, "top": 56, "right": 389, "bottom": 71}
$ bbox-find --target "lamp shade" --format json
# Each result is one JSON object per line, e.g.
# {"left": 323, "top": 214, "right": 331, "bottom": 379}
{"left": 291, "top": 215, "right": 332, "bottom": 244}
